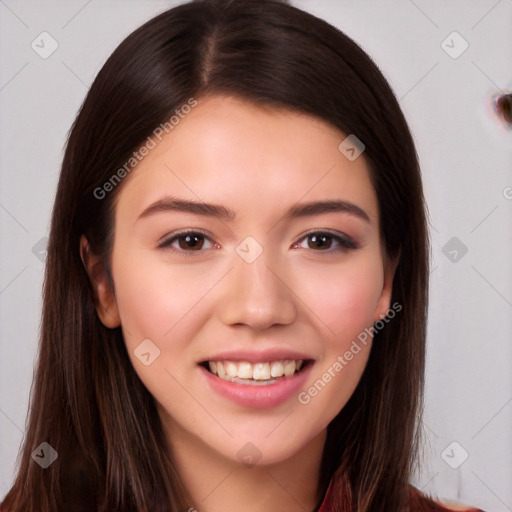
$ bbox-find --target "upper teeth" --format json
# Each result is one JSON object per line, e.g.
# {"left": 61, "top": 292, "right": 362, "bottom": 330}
{"left": 209, "top": 360, "right": 303, "bottom": 381}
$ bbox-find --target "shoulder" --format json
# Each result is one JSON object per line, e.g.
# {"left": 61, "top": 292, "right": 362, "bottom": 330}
{"left": 317, "top": 475, "right": 488, "bottom": 512}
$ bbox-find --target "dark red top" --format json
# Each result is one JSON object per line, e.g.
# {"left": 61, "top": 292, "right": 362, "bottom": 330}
{"left": 317, "top": 471, "right": 487, "bottom": 512}
{"left": 0, "top": 473, "right": 488, "bottom": 512}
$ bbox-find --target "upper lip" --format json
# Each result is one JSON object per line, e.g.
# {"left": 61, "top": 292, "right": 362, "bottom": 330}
{"left": 199, "top": 348, "right": 314, "bottom": 364}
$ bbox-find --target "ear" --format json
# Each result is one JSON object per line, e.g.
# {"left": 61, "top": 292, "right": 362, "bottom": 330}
{"left": 80, "top": 235, "right": 121, "bottom": 329}
{"left": 373, "top": 249, "right": 400, "bottom": 323}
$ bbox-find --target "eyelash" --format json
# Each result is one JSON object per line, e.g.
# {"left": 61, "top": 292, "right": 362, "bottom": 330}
{"left": 157, "top": 229, "right": 360, "bottom": 257}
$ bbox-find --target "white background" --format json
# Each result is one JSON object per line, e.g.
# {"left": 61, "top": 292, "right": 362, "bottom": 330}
{"left": 1, "top": 1, "right": 511, "bottom": 510}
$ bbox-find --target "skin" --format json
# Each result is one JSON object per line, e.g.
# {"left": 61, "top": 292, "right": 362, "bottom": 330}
{"left": 82, "top": 95, "right": 397, "bottom": 512}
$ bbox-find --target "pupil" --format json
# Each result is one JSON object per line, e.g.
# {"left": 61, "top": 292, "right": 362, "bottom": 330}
{"left": 180, "top": 234, "right": 203, "bottom": 250}
{"left": 309, "top": 234, "right": 330, "bottom": 249}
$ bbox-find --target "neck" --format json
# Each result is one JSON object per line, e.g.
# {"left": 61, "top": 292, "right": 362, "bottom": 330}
{"left": 161, "top": 416, "right": 327, "bottom": 512}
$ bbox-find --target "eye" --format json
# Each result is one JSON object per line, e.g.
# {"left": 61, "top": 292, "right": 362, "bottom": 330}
{"left": 292, "top": 230, "right": 359, "bottom": 252}
{"left": 158, "top": 230, "right": 217, "bottom": 254}
{"left": 157, "top": 229, "right": 359, "bottom": 256}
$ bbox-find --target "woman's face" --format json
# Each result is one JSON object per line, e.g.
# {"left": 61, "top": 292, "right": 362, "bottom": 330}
{"left": 90, "top": 95, "right": 395, "bottom": 466}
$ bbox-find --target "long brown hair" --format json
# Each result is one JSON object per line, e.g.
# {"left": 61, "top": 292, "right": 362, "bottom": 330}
{"left": 2, "top": 0, "right": 433, "bottom": 510}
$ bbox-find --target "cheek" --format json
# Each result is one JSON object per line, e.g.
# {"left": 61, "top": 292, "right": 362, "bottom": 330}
{"left": 295, "top": 256, "right": 384, "bottom": 337}
{"left": 295, "top": 260, "right": 381, "bottom": 421}
{"left": 110, "top": 249, "right": 210, "bottom": 352}
{"left": 109, "top": 251, "right": 215, "bottom": 412}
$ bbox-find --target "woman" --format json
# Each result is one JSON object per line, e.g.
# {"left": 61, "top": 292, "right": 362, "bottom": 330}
{"left": 0, "top": 0, "right": 488, "bottom": 510}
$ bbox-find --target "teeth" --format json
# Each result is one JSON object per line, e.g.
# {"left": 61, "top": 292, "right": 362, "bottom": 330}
{"left": 270, "top": 361, "right": 284, "bottom": 377}
{"left": 253, "top": 362, "right": 270, "bottom": 380}
{"left": 217, "top": 361, "right": 226, "bottom": 379}
{"left": 226, "top": 361, "right": 238, "bottom": 378}
{"left": 238, "top": 362, "right": 253, "bottom": 379}
{"left": 207, "top": 359, "right": 304, "bottom": 382}
{"left": 283, "top": 360, "right": 296, "bottom": 376}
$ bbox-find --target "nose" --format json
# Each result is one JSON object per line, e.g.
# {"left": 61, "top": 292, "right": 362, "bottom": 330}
{"left": 218, "top": 249, "right": 297, "bottom": 330}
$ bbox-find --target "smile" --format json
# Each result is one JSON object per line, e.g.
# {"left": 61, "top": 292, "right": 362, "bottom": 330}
{"left": 207, "top": 359, "right": 305, "bottom": 385}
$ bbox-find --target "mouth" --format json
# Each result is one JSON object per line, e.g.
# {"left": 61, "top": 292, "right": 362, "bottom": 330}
{"left": 199, "top": 358, "right": 313, "bottom": 386}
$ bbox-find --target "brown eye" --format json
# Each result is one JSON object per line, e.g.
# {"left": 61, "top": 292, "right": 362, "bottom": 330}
{"left": 293, "top": 231, "right": 359, "bottom": 252}
{"left": 158, "top": 231, "right": 215, "bottom": 254}
{"left": 177, "top": 233, "right": 205, "bottom": 250}
{"left": 307, "top": 233, "right": 334, "bottom": 250}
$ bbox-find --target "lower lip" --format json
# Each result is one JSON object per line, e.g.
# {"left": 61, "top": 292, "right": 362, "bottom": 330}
{"left": 199, "top": 364, "right": 313, "bottom": 409}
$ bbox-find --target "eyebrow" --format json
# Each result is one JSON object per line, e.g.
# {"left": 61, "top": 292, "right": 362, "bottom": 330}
{"left": 137, "top": 196, "right": 371, "bottom": 223}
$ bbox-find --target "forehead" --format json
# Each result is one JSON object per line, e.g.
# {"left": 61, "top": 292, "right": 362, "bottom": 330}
{"left": 115, "top": 95, "right": 378, "bottom": 226}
